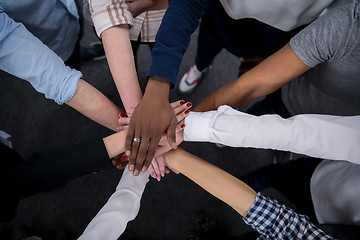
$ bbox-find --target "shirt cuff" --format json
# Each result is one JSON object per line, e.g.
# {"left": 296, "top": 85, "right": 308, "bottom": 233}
{"left": 146, "top": 50, "right": 182, "bottom": 87}
{"left": 116, "top": 169, "right": 149, "bottom": 193}
{"left": 90, "top": 1, "right": 134, "bottom": 37}
{"left": 243, "top": 193, "right": 281, "bottom": 235}
{"left": 184, "top": 111, "right": 217, "bottom": 142}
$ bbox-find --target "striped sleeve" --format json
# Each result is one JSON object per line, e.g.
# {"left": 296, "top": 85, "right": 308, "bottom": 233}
{"left": 88, "top": 0, "right": 133, "bottom": 37}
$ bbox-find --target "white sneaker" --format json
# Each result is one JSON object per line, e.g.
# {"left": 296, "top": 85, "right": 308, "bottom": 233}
{"left": 177, "top": 65, "right": 211, "bottom": 95}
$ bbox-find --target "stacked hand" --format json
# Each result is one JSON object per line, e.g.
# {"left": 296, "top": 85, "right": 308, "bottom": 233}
{"left": 112, "top": 100, "right": 191, "bottom": 180}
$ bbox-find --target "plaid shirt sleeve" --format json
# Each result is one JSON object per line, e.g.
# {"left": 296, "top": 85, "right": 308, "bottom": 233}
{"left": 88, "top": 0, "right": 133, "bottom": 37}
{"left": 243, "top": 193, "right": 334, "bottom": 240}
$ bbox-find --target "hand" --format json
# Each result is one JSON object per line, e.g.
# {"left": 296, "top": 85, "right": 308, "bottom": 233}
{"left": 116, "top": 112, "right": 130, "bottom": 132}
{"left": 148, "top": 155, "right": 180, "bottom": 181}
{"left": 125, "top": 77, "right": 175, "bottom": 176}
{"left": 112, "top": 154, "right": 129, "bottom": 169}
{"left": 149, "top": 100, "right": 190, "bottom": 180}
{"left": 126, "top": 0, "right": 168, "bottom": 18}
{"left": 118, "top": 99, "right": 190, "bottom": 176}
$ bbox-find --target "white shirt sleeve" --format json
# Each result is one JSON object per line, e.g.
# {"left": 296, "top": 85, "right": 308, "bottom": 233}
{"left": 184, "top": 105, "right": 360, "bottom": 164}
{"left": 78, "top": 169, "right": 149, "bottom": 240}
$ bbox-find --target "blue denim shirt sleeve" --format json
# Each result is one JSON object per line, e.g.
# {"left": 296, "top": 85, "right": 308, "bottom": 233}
{"left": 146, "top": 0, "right": 208, "bottom": 86}
{"left": 0, "top": 12, "right": 81, "bottom": 105}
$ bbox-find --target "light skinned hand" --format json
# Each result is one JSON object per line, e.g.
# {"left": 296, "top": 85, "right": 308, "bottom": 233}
{"left": 116, "top": 112, "right": 130, "bottom": 132}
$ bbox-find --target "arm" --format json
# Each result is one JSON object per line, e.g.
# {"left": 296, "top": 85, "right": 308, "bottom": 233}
{"left": 124, "top": 0, "right": 208, "bottom": 175}
{"left": 163, "top": 148, "right": 333, "bottom": 239}
{"left": 78, "top": 169, "right": 149, "bottom": 240}
{"left": 165, "top": 148, "right": 256, "bottom": 216}
{"left": 88, "top": 0, "right": 141, "bottom": 116}
{"left": 184, "top": 106, "right": 360, "bottom": 164}
{"left": 193, "top": 43, "right": 310, "bottom": 112}
{"left": 79, "top": 129, "right": 149, "bottom": 240}
{"left": 0, "top": 13, "right": 122, "bottom": 131}
{"left": 66, "top": 79, "right": 123, "bottom": 132}
{"left": 101, "top": 26, "right": 142, "bottom": 116}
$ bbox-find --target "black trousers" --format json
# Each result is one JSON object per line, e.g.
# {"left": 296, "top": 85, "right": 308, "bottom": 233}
{"left": 0, "top": 139, "right": 113, "bottom": 222}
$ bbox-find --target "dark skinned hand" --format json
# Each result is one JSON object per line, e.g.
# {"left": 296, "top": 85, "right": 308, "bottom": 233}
{"left": 125, "top": 77, "right": 177, "bottom": 176}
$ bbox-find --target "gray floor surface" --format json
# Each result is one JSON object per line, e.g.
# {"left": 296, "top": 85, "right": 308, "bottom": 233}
{"left": 0, "top": 24, "right": 291, "bottom": 240}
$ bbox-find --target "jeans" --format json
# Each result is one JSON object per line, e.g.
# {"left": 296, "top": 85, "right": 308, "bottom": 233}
{"left": 195, "top": 0, "right": 298, "bottom": 71}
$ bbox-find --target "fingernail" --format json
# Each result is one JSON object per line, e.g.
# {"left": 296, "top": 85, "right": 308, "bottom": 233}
{"left": 126, "top": 150, "right": 131, "bottom": 156}
{"left": 120, "top": 113, "right": 126, "bottom": 118}
{"left": 180, "top": 100, "right": 185, "bottom": 105}
{"left": 181, "top": 124, "right": 185, "bottom": 128}
{"left": 161, "top": 172, "right": 164, "bottom": 177}
{"left": 172, "top": 142, "right": 177, "bottom": 149}
{"left": 122, "top": 155, "right": 128, "bottom": 160}
{"left": 134, "top": 170, "right": 139, "bottom": 176}
{"left": 186, "top": 102, "right": 192, "bottom": 108}
{"left": 129, "top": 164, "right": 134, "bottom": 171}
{"left": 142, "top": 166, "right": 147, "bottom": 172}
{"left": 184, "top": 109, "right": 190, "bottom": 114}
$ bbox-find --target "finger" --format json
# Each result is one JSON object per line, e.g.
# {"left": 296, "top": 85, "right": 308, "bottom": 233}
{"left": 118, "top": 117, "right": 130, "bottom": 126}
{"left": 170, "top": 100, "right": 185, "bottom": 109}
{"left": 152, "top": 158, "right": 161, "bottom": 181}
{"left": 132, "top": 136, "right": 149, "bottom": 176}
{"left": 128, "top": 133, "right": 141, "bottom": 174}
{"left": 167, "top": 116, "right": 178, "bottom": 149}
{"left": 170, "top": 167, "right": 180, "bottom": 174}
{"left": 158, "top": 120, "right": 185, "bottom": 146}
{"left": 157, "top": 155, "right": 166, "bottom": 178}
{"left": 125, "top": 123, "right": 135, "bottom": 157}
{"left": 148, "top": 164, "right": 157, "bottom": 179}
{"left": 164, "top": 167, "right": 170, "bottom": 174}
{"left": 173, "top": 101, "right": 191, "bottom": 116}
{"left": 117, "top": 161, "right": 129, "bottom": 169}
{"left": 175, "top": 107, "right": 190, "bottom": 123}
{"left": 143, "top": 137, "right": 160, "bottom": 171}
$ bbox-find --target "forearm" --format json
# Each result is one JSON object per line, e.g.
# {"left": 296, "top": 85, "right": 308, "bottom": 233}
{"left": 103, "top": 129, "right": 128, "bottom": 158}
{"left": 194, "top": 43, "right": 310, "bottom": 112}
{"left": 102, "top": 26, "right": 142, "bottom": 115}
{"left": 103, "top": 129, "right": 256, "bottom": 217}
{"left": 144, "top": 76, "right": 170, "bottom": 101}
{"left": 164, "top": 148, "right": 256, "bottom": 217}
{"left": 146, "top": 0, "right": 207, "bottom": 85}
{"left": 186, "top": 106, "right": 360, "bottom": 163}
{"left": 66, "top": 79, "right": 123, "bottom": 131}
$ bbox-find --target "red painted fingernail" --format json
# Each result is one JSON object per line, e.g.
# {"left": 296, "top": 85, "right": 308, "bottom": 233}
{"left": 180, "top": 100, "right": 185, "bottom": 105}
{"left": 186, "top": 102, "right": 192, "bottom": 108}
{"left": 181, "top": 124, "right": 185, "bottom": 128}
{"left": 184, "top": 109, "right": 190, "bottom": 114}
{"left": 120, "top": 113, "right": 126, "bottom": 118}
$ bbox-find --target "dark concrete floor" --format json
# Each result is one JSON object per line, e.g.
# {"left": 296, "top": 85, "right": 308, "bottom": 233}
{"left": 0, "top": 23, "right": 289, "bottom": 240}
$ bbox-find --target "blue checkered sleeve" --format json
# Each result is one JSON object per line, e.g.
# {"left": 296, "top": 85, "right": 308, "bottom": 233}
{"left": 243, "top": 193, "right": 334, "bottom": 239}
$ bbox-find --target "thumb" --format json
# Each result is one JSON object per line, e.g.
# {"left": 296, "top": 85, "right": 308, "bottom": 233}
{"left": 167, "top": 116, "right": 177, "bottom": 149}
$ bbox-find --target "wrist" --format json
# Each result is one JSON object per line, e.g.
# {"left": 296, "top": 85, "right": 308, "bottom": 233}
{"left": 144, "top": 77, "right": 170, "bottom": 100}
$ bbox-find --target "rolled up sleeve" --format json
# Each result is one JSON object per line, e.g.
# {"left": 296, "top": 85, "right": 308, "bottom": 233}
{"left": 0, "top": 12, "right": 81, "bottom": 104}
{"left": 88, "top": 0, "right": 133, "bottom": 37}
